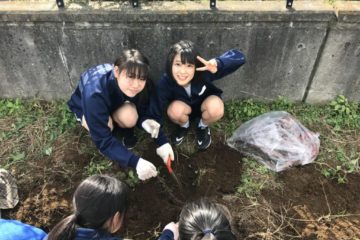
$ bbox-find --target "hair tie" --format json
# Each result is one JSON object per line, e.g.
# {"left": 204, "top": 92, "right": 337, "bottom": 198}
{"left": 203, "top": 229, "right": 213, "bottom": 235}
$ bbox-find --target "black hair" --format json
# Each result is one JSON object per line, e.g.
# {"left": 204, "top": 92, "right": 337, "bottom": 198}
{"left": 114, "top": 49, "right": 154, "bottom": 104}
{"left": 165, "top": 40, "right": 203, "bottom": 84}
{"left": 47, "top": 175, "right": 129, "bottom": 240}
{"left": 178, "top": 199, "right": 236, "bottom": 240}
{"left": 114, "top": 49, "right": 150, "bottom": 81}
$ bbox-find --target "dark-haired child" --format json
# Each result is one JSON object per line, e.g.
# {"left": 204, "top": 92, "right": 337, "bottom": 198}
{"left": 159, "top": 199, "right": 236, "bottom": 240}
{"left": 46, "top": 175, "right": 129, "bottom": 240}
{"left": 67, "top": 49, "right": 174, "bottom": 180}
{"left": 148, "top": 40, "right": 245, "bottom": 150}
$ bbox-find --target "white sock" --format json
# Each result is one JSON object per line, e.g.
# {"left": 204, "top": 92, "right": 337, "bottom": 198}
{"left": 181, "top": 121, "right": 190, "bottom": 128}
{"left": 198, "top": 119, "right": 208, "bottom": 128}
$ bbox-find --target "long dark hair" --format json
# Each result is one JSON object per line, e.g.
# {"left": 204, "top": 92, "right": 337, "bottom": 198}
{"left": 114, "top": 49, "right": 154, "bottom": 104}
{"left": 178, "top": 199, "right": 236, "bottom": 240}
{"left": 47, "top": 175, "right": 129, "bottom": 240}
{"left": 165, "top": 40, "right": 203, "bottom": 84}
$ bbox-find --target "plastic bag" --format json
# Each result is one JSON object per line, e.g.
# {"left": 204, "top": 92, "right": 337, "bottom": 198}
{"left": 226, "top": 111, "right": 320, "bottom": 172}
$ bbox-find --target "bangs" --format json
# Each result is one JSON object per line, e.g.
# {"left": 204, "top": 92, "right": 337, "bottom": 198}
{"left": 122, "top": 61, "right": 149, "bottom": 80}
{"left": 179, "top": 49, "right": 196, "bottom": 65}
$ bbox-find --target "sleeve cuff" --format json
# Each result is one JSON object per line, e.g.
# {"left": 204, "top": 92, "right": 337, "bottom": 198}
{"left": 128, "top": 155, "right": 140, "bottom": 169}
{"left": 215, "top": 57, "right": 224, "bottom": 70}
{"left": 155, "top": 128, "right": 168, "bottom": 146}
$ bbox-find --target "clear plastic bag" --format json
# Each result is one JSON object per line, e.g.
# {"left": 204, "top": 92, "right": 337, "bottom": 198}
{"left": 226, "top": 111, "right": 320, "bottom": 172}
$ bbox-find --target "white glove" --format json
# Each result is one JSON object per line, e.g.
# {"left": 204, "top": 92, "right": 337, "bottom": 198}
{"left": 142, "top": 119, "right": 160, "bottom": 138}
{"left": 156, "top": 143, "right": 175, "bottom": 164}
{"left": 135, "top": 158, "right": 158, "bottom": 181}
{"left": 163, "top": 222, "right": 179, "bottom": 240}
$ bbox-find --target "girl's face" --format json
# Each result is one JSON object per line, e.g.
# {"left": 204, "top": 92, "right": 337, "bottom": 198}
{"left": 115, "top": 67, "right": 146, "bottom": 97}
{"left": 172, "top": 53, "right": 195, "bottom": 87}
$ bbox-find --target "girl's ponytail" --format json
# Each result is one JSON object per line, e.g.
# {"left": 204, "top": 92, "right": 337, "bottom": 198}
{"left": 179, "top": 199, "right": 236, "bottom": 240}
{"left": 47, "top": 214, "right": 77, "bottom": 240}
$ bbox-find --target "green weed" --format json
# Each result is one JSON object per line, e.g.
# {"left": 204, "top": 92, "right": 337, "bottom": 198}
{"left": 117, "top": 170, "right": 140, "bottom": 188}
{"left": 270, "top": 96, "right": 294, "bottom": 112}
{"left": 85, "top": 158, "right": 113, "bottom": 175}
{"left": 320, "top": 148, "right": 359, "bottom": 184}
{"left": 225, "top": 99, "right": 268, "bottom": 122}
{"left": 219, "top": 99, "right": 268, "bottom": 135}
{"left": 4, "top": 151, "right": 26, "bottom": 169}
{"left": 0, "top": 98, "right": 24, "bottom": 117}
{"left": 236, "top": 157, "right": 276, "bottom": 198}
{"left": 326, "top": 95, "right": 360, "bottom": 130}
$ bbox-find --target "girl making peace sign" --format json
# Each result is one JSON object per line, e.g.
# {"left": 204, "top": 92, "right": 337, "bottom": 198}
{"left": 147, "top": 40, "right": 246, "bottom": 150}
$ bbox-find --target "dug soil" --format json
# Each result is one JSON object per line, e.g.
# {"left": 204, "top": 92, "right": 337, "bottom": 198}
{"left": 3, "top": 141, "right": 360, "bottom": 239}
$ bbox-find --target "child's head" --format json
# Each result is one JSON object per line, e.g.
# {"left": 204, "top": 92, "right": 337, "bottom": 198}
{"left": 166, "top": 40, "right": 202, "bottom": 87}
{"left": 178, "top": 199, "right": 236, "bottom": 240}
{"left": 73, "top": 174, "right": 129, "bottom": 231}
{"left": 114, "top": 49, "right": 151, "bottom": 97}
{"left": 47, "top": 174, "right": 129, "bottom": 240}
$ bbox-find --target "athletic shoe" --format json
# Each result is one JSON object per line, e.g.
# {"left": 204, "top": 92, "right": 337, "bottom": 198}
{"left": 122, "top": 128, "right": 138, "bottom": 150}
{"left": 196, "top": 126, "right": 211, "bottom": 150}
{"left": 170, "top": 126, "right": 189, "bottom": 146}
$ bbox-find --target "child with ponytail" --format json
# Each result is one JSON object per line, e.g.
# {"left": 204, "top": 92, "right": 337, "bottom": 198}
{"left": 159, "top": 199, "right": 236, "bottom": 240}
{"left": 46, "top": 175, "right": 129, "bottom": 240}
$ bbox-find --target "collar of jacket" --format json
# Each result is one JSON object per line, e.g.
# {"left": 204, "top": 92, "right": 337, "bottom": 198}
{"left": 75, "top": 227, "right": 113, "bottom": 239}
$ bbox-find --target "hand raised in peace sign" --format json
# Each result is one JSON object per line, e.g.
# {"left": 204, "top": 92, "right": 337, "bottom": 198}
{"left": 196, "top": 56, "right": 218, "bottom": 74}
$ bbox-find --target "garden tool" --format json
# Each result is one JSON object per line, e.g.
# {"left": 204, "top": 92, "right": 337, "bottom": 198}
{"left": 166, "top": 157, "right": 184, "bottom": 193}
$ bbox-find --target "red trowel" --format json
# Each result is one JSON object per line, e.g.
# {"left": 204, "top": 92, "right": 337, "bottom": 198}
{"left": 166, "top": 156, "right": 184, "bottom": 193}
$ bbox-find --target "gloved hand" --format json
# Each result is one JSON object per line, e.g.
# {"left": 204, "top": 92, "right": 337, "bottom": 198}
{"left": 156, "top": 143, "right": 175, "bottom": 164}
{"left": 163, "top": 222, "right": 179, "bottom": 240}
{"left": 135, "top": 158, "right": 158, "bottom": 181}
{"left": 142, "top": 119, "right": 161, "bottom": 138}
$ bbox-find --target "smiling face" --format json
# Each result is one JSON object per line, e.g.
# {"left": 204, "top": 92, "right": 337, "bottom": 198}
{"left": 171, "top": 53, "right": 196, "bottom": 87}
{"left": 115, "top": 66, "right": 146, "bottom": 97}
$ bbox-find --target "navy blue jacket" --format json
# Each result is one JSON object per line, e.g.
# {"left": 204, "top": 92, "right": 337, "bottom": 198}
{"left": 157, "top": 229, "right": 174, "bottom": 240}
{"left": 149, "top": 49, "right": 246, "bottom": 125}
{"left": 73, "top": 228, "right": 122, "bottom": 240}
{"left": 68, "top": 64, "right": 154, "bottom": 168}
{"left": 43, "top": 227, "right": 121, "bottom": 240}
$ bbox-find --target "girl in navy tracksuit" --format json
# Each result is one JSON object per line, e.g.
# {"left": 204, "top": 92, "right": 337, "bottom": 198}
{"left": 148, "top": 40, "right": 245, "bottom": 150}
{"left": 67, "top": 49, "right": 174, "bottom": 181}
{"left": 46, "top": 175, "right": 129, "bottom": 240}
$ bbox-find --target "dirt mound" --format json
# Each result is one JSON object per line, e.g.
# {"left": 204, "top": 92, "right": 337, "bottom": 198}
{"left": 259, "top": 165, "right": 360, "bottom": 239}
{"left": 3, "top": 141, "right": 360, "bottom": 240}
{"left": 125, "top": 143, "right": 244, "bottom": 239}
{"left": 264, "top": 165, "right": 360, "bottom": 215}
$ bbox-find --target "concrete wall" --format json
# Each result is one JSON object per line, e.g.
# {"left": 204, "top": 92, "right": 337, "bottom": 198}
{"left": 0, "top": 1, "right": 359, "bottom": 103}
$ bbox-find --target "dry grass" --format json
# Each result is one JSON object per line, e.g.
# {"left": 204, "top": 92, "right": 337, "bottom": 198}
{"left": 1, "top": 98, "right": 359, "bottom": 239}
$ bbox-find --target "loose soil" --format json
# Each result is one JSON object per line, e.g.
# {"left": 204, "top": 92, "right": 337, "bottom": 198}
{"left": 3, "top": 138, "right": 360, "bottom": 239}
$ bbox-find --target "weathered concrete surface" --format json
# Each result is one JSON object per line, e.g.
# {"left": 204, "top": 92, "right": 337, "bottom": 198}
{"left": 306, "top": 2, "right": 360, "bottom": 103}
{"left": 0, "top": 1, "right": 358, "bottom": 103}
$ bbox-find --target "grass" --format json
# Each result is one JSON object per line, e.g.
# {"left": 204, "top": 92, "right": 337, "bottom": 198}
{"left": 0, "top": 99, "right": 76, "bottom": 168}
{"left": 1, "top": 96, "right": 359, "bottom": 239}
{"left": 236, "top": 157, "right": 277, "bottom": 199}
{"left": 1, "top": 96, "right": 359, "bottom": 193}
